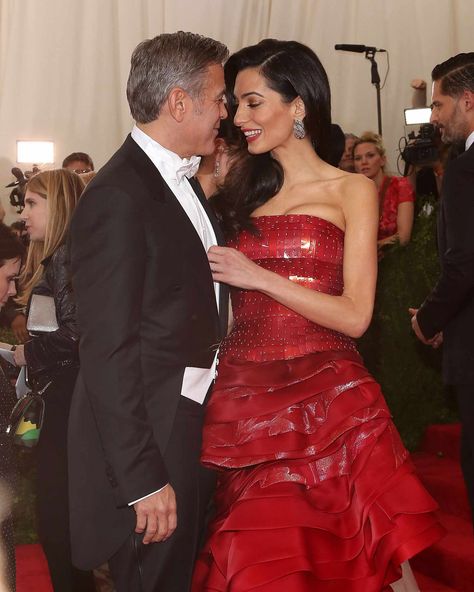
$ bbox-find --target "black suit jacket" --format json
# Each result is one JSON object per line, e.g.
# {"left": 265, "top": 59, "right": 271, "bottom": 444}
{"left": 417, "top": 142, "right": 474, "bottom": 384}
{"left": 68, "top": 135, "right": 228, "bottom": 569}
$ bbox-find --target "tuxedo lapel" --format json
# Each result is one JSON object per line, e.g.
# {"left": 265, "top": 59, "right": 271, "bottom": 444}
{"left": 189, "top": 177, "right": 225, "bottom": 246}
{"left": 125, "top": 136, "right": 213, "bottom": 260}
{"left": 188, "top": 176, "right": 229, "bottom": 338}
{"left": 123, "top": 135, "right": 227, "bottom": 338}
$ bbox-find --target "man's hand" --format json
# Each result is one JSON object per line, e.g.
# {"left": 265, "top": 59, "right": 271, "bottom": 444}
{"left": 409, "top": 307, "right": 442, "bottom": 348}
{"left": 133, "top": 484, "right": 177, "bottom": 544}
{"left": 410, "top": 79, "right": 427, "bottom": 90}
{"left": 11, "top": 314, "right": 28, "bottom": 343}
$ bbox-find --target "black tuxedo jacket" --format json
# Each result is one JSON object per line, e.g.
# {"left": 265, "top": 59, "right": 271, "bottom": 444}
{"left": 417, "top": 142, "right": 474, "bottom": 384}
{"left": 68, "top": 135, "right": 228, "bottom": 569}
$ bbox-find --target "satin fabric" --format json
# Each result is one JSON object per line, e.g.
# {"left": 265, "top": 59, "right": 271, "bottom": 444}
{"left": 193, "top": 216, "right": 443, "bottom": 591}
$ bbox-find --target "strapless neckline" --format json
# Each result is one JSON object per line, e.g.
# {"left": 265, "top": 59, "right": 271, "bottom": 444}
{"left": 251, "top": 213, "right": 345, "bottom": 235}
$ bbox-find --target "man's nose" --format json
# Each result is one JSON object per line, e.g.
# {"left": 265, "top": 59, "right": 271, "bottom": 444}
{"left": 219, "top": 102, "right": 228, "bottom": 120}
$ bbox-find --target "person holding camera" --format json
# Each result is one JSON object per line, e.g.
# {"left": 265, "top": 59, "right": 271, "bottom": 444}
{"left": 353, "top": 132, "right": 415, "bottom": 252}
{"left": 12, "top": 170, "right": 96, "bottom": 591}
{"left": 411, "top": 52, "right": 474, "bottom": 526}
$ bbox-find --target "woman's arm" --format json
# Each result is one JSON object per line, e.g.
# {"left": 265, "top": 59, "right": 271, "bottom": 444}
{"left": 397, "top": 201, "right": 415, "bottom": 245}
{"left": 21, "top": 245, "right": 79, "bottom": 374}
{"left": 208, "top": 175, "right": 378, "bottom": 339}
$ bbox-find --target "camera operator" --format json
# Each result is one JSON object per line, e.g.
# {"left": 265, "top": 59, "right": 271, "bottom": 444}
{"left": 410, "top": 53, "right": 474, "bottom": 525}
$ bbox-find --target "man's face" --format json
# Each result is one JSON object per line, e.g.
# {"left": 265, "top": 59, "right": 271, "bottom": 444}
{"left": 339, "top": 137, "right": 356, "bottom": 172}
{"left": 430, "top": 80, "right": 468, "bottom": 143}
{"left": 64, "top": 160, "right": 92, "bottom": 173}
{"left": 184, "top": 63, "right": 227, "bottom": 157}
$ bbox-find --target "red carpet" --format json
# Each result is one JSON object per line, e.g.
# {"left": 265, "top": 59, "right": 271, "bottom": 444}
{"left": 14, "top": 424, "right": 474, "bottom": 591}
{"left": 411, "top": 423, "right": 474, "bottom": 591}
{"left": 15, "top": 544, "right": 52, "bottom": 592}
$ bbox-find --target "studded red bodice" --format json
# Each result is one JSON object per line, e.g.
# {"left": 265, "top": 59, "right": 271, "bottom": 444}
{"left": 219, "top": 215, "right": 357, "bottom": 362}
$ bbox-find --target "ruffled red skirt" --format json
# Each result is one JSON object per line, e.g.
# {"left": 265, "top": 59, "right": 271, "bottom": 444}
{"left": 192, "top": 352, "right": 443, "bottom": 591}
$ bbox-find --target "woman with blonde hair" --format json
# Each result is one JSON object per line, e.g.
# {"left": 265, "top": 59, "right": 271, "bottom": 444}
{"left": 12, "top": 170, "right": 96, "bottom": 592}
{"left": 353, "top": 132, "right": 415, "bottom": 251}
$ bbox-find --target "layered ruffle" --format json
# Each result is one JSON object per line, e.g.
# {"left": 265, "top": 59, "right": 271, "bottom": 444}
{"left": 193, "top": 352, "right": 443, "bottom": 591}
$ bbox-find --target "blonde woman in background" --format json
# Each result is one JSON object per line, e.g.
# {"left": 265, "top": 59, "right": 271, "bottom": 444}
{"left": 12, "top": 170, "right": 96, "bottom": 592}
{"left": 353, "top": 132, "right": 415, "bottom": 251}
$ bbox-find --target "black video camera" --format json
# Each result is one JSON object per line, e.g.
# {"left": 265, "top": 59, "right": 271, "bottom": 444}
{"left": 5, "top": 166, "right": 40, "bottom": 213}
{"left": 401, "top": 123, "right": 440, "bottom": 166}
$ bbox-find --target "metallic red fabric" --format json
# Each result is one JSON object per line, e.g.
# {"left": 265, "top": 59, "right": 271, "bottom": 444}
{"left": 193, "top": 215, "right": 443, "bottom": 591}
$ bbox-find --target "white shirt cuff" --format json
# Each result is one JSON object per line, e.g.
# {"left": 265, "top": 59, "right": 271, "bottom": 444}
{"left": 128, "top": 483, "right": 168, "bottom": 506}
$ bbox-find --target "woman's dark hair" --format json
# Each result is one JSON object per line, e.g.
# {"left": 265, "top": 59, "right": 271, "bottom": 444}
{"left": 0, "top": 222, "right": 25, "bottom": 266}
{"left": 212, "top": 38, "right": 332, "bottom": 236}
{"left": 328, "top": 124, "right": 346, "bottom": 166}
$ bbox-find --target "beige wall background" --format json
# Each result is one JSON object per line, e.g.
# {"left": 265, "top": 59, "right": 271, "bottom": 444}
{"left": 0, "top": 0, "right": 472, "bottom": 222}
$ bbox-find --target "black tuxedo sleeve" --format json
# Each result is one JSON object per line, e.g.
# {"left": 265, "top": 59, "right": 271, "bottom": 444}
{"left": 70, "top": 185, "right": 168, "bottom": 506}
{"left": 417, "top": 157, "right": 474, "bottom": 339}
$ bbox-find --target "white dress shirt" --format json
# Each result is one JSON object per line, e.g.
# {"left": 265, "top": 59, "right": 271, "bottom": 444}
{"left": 466, "top": 130, "right": 474, "bottom": 151}
{"left": 129, "top": 125, "right": 220, "bottom": 504}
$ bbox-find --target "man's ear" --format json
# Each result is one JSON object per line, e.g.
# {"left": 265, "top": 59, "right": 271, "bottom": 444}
{"left": 293, "top": 97, "right": 306, "bottom": 119}
{"left": 168, "top": 88, "right": 188, "bottom": 122}
{"left": 462, "top": 89, "right": 474, "bottom": 112}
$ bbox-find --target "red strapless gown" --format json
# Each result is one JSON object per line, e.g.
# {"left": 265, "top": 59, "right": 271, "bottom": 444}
{"left": 193, "top": 215, "right": 443, "bottom": 592}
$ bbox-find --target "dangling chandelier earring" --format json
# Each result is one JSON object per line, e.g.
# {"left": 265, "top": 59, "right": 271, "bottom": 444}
{"left": 293, "top": 118, "right": 306, "bottom": 140}
{"left": 213, "top": 156, "right": 221, "bottom": 178}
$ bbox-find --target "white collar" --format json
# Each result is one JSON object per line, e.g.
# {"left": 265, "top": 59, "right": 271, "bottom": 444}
{"left": 466, "top": 130, "right": 474, "bottom": 151}
{"left": 131, "top": 125, "right": 201, "bottom": 184}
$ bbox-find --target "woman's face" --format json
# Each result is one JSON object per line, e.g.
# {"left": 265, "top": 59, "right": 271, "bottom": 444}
{"left": 353, "top": 142, "right": 386, "bottom": 180}
{"left": 21, "top": 190, "right": 48, "bottom": 242}
{"left": 233, "top": 67, "right": 298, "bottom": 154}
{"left": 0, "top": 258, "right": 21, "bottom": 309}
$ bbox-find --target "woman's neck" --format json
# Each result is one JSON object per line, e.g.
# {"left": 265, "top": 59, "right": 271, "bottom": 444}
{"left": 271, "top": 140, "right": 325, "bottom": 187}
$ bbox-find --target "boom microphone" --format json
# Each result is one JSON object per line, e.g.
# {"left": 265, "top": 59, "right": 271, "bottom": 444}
{"left": 335, "top": 44, "right": 386, "bottom": 53}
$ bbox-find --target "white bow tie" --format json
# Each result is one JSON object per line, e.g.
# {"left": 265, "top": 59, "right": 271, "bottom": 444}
{"left": 175, "top": 156, "right": 201, "bottom": 184}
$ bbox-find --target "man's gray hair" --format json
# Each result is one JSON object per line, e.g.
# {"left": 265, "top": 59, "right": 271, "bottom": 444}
{"left": 127, "top": 31, "right": 229, "bottom": 124}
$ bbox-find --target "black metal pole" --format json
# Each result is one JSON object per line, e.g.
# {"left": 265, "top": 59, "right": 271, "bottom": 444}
{"left": 366, "top": 50, "right": 382, "bottom": 135}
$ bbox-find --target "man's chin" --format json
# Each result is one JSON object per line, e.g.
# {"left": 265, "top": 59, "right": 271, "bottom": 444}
{"left": 199, "top": 143, "right": 217, "bottom": 157}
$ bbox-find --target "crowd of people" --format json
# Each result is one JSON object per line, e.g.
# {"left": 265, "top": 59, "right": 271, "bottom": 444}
{"left": 0, "top": 31, "right": 473, "bottom": 592}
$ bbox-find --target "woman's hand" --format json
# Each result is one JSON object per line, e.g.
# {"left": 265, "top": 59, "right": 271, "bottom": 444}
{"left": 13, "top": 345, "right": 27, "bottom": 367}
{"left": 377, "top": 235, "right": 399, "bottom": 248}
{"left": 11, "top": 314, "right": 29, "bottom": 343}
{"left": 208, "top": 246, "right": 267, "bottom": 291}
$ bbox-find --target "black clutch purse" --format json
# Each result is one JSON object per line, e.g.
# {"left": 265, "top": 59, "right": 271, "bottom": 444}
{"left": 6, "top": 370, "right": 51, "bottom": 448}
{"left": 7, "top": 294, "right": 57, "bottom": 447}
